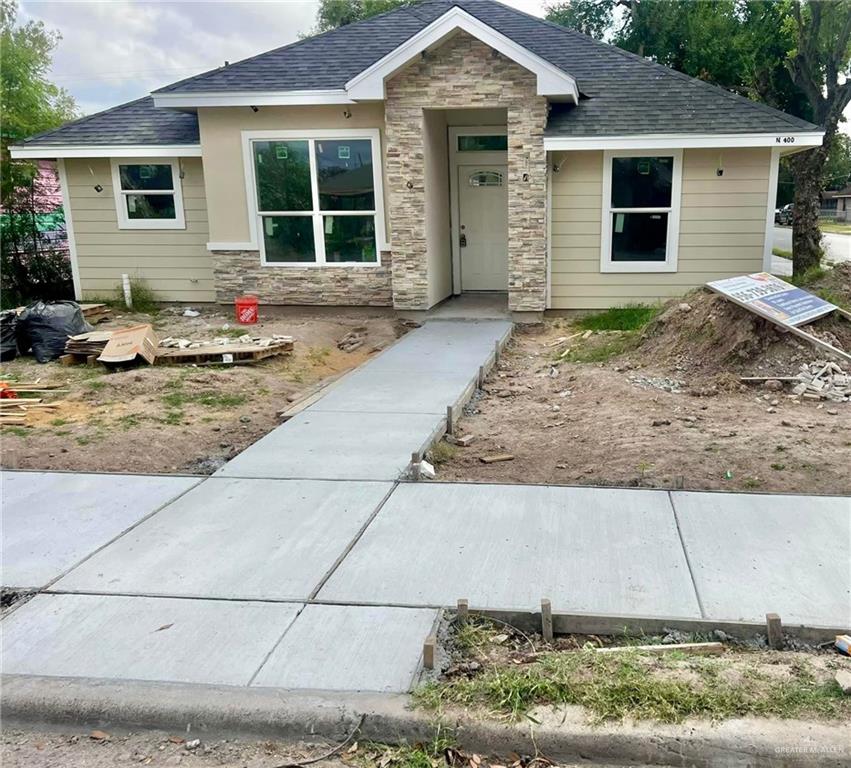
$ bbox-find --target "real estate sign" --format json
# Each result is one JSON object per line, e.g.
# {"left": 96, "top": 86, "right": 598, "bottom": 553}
{"left": 707, "top": 273, "right": 836, "bottom": 327}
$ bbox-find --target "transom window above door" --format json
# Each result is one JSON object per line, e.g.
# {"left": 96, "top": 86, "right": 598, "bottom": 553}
{"left": 457, "top": 134, "right": 508, "bottom": 152}
{"left": 601, "top": 150, "right": 682, "bottom": 273}
{"left": 248, "top": 131, "right": 384, "bottom": 266}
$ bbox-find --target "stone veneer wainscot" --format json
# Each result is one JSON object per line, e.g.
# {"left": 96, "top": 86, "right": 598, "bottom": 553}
{"left": 211, "top": 250, "right": 393, "bottom": 306}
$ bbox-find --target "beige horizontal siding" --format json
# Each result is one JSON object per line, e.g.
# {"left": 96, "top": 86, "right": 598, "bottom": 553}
{"left": 549, "top": 147, "right": 770, "bottom": 310}
{"left": 66, "top": 157, "right": 214, "bottom": 302}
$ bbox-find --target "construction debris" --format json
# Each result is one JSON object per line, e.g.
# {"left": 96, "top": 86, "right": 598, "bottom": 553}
{"left": 155, "top": 335, "right": 293, "bottom": 365}
{"left": 480, "top": 453, "right": 514, "bottom": 464}
{"left": 789, "top": 360, "right": 850, "bottom": 402}
{"left": 596, "top": 642, "right": 724, "bottom": 656}
{"left": 98, "top": 325, "right": 158, "bottom": 366}
{"left": 338, "top": 326, "right": 368, "bottom": 352}
{"left": 445, "top": 433, "right": 475, "bottom": 447}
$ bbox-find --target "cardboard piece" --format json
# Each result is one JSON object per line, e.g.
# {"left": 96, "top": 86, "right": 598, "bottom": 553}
{"left": 97, "top": 324, "right": 158, "bottom": 365}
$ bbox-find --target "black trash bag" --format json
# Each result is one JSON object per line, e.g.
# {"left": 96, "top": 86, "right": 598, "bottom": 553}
{"left": 0, "top": 310, "right": 18, "bottom": 362}
{"left": 16, "top": 301, "right": 93, "bottom": 363}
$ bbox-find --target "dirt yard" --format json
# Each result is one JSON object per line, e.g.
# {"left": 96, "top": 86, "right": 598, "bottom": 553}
{"left": 437, "top": 268, "right": 851, "bottom": 495}
{"left": 0, "top": 305, "right": 405, "bottom": 474}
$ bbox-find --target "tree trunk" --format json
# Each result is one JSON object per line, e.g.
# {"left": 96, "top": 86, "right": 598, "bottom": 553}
{"left": 789, "top": 144, "right": 827, "bottom": 275}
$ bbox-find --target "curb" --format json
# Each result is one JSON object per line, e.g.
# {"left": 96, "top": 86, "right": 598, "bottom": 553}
{"left": 3, "top": 676, "right": 849, "bottom": 768}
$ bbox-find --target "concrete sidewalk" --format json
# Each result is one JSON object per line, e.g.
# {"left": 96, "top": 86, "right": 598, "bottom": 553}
{"left": 2, "top": 317, "right": 849, "bottom": 701}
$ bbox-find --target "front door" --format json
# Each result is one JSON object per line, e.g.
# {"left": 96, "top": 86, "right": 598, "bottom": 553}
{"left": 458, "top": 164, "right": 508, "bottom": 291}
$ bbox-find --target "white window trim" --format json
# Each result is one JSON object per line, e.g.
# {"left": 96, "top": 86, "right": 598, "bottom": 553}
{"left": 241, "top": 128, "right": 386, "bottom": 268}
{"left": 110, "top": 158, "right": 185, "bottom": 230}
{"left": 600, "top": 149, "right": 682, "bottom": 274}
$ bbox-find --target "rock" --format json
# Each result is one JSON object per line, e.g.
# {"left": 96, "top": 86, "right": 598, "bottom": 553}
{"left": 713, "top": 629, "right": 731, "bottom": 643}
{"left": 678, "top": 303, "right": 692, "bottom": 312}
{"left": 762, "top": 379, "right": 784, "bottom": 391}
{"left": 239, "top": 416, "right": 251, "bottom": 424}
{"left": 89, "top": 730, "right": 111, "bottom": 742}
{"left": 418, "top": 459, "right": 436, "bottom": 479}
{"left": 492, "top": 633, "right": 510, "bottom": 644}
{"left": 652, "top": 418, "right": 671, "bottom": 427}
{"left": 184, "top": 739, "right": 201, "bottom": 751}
{"left": 661, "top": 629, "right": 689, "bottom": 645}
{"left": 835, "top": 669, "right": 851, "bottom": 695}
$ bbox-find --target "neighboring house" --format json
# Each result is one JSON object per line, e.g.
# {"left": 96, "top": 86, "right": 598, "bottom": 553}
{"left": 823, "top": 187, "right": 851, "bottom": 221}
{"left": 10, "top": 0, "right": 823, "bottom": 318}
{"left": 0, "top": 160, "right": 68, "bottom": 252}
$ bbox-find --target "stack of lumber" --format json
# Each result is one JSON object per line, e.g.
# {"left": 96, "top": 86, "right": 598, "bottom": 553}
{"left": 0, "top": 382, "right": 67, "bottom": 426}
{"left": 80, "top": 303, "right": 112, "bottom": 324}
{"left": 62, "top": 331, "right": 113, "bottom": 365}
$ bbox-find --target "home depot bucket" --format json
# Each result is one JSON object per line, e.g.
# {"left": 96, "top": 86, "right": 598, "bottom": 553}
{"left": 235, "top": 295, "right": 258, "bottom": 325}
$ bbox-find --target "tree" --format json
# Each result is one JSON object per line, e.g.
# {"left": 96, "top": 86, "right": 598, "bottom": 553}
{"left": 545, "top": 1, "right": 614, "bottom": 41}
{"left": 0, "top": 0, "right": 77, "bottom": 305}
{"left": 313, "top": 0, "right": 415, "bottom": 33}
{"left": 782, "top": 1, "right": 851, "bottom": 273}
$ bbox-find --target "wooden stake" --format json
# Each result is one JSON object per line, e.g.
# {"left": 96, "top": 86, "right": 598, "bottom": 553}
{"left": 596, "top": 642, "right": 723, "bottom": 656}
{"left": 423, "top": 635, "right": 436, "bottom": 670}
{"left": 494, "top": 340, "right": 501, "bottom": 364}
{"left": 410, "top": 452, "right": 421, "bottom": 481}
{"left": 477, "top": 365, "right": 484, "bottom": 388}
{"left": 766, "top": 613, "right": 784, "bottom": 650}
{"left": 541, "top": 598, "right": 554, "bottom": 644}
{"left": 446, "top": 405, "right": 454, "bottom": 436}
{"left": 457, "top": 599, "right": 469, "bottom": 625}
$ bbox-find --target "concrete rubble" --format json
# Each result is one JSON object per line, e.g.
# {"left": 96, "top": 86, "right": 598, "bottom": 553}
{"left": 791, "top": 360, "right": 850, "bottom": 403}
{"left": 159, "top": 334, "right": 293, "bottom": 350}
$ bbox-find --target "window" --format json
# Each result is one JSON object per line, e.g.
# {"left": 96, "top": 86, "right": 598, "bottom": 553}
{"left": 600, "top": 150, "right": 682, "bottom": 273}
{"left": 469, "top": 170, "right": 503, "bottom": 187}
{"left": 248, "top": 131, "right": 384, "bottom": 266}
{"left": 111, "top": 159, "right": 185, "bottom": 230}
{"left": 458, "top": 134, "right": 508, "bottom": 152}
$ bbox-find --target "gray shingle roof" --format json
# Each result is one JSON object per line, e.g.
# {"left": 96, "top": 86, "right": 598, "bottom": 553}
{"left": 16, "top": 97, "right": 199, "bottom": 147}
{"left": 20, "top": 0, "right": 819, "bottom": 148}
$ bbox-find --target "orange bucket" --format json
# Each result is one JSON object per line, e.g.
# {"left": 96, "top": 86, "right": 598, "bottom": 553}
{"left": 234, "top": 295, "right": 258, "bottom": 325}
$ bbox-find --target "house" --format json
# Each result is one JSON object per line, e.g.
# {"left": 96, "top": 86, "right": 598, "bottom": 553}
{"left": 823, "top": 187, "right": 851, "bottom": 221}
{"left": 10, "top": 0, "right": 823, "bottom": 319}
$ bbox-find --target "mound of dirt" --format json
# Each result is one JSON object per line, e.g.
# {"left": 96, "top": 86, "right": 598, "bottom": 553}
{"left": 634, "top": 264, "right": 851, "bottom": 379}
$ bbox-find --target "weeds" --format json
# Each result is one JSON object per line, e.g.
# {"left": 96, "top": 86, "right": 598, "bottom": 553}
{"left": 350, "top": 726, "right": 456, "bottom": 768}
{"left": 428, "top": 440, "right": 457, "bottom": 465}
{"left": 575, "top": 304, "right": 661, "bottom": 332}
{"left": 2, "top": 426, "right": 29, "bottom": 437}
{"left": 415, "top": 649, "right": 848, "bottom": 724}
{"left": 772, "top": 248, "right": 792, "bottom": 261}
{"left": 563, "top": 334, "right": 637, "bottom": 363}
{"left": 50, "top": 418, "right": 68, "bottom": 427}
{"left": 307, "top": 346, "right": 331, "bottom": 364}
{"left": 161, "top": 391, "right": 247, "bottom": 409}
{"left": 788, "top": 265, "right": 826, "bottom": 287}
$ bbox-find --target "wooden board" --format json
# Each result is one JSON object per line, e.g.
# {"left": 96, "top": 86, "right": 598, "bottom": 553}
{"left": 154, "top": 342, "right": 293, "bottom": 366}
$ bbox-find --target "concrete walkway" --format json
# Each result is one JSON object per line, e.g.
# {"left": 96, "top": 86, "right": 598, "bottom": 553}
{"left": 2, "top": 318, "right": 850, "bottom": 699}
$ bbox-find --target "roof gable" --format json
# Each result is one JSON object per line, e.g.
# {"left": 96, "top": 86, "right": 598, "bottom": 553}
{"left": 346, "top": 6, "right": 578, "bottom": 102}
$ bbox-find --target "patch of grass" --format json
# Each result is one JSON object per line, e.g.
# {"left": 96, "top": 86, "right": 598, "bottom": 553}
{"left": 819, "top": 221, "right": 851, "bottom": 235}
{"left": 428, "top": 440, "right": 457, "bottom": 465}
{"left": 117, "top": 414, "right": 141, "bottom": 430}
{"left": 159, "top": 410, "right": 184, "bottom": 426}
{"left": 86, "top": 379, "right": 106, "bottom": 391}
{"left": 415, "top": 649, "right": 849, "bottom": 724}
{"left": 217, "top": 327, "right": 250, "bottom": 338}
{"left": 306, "top": 346, "right": 331, "bottom": 364}
{"left": 575, "top": 304, "right": 661, "bottom": 332}
{"left": 2, "top": 426, "right": 29, "bottom": 437}
{"left": 743, "top": 477, "right": 762, "bottom": 489}
{"left": 113, "top": 278, "right": 160, "bottom": 313}
{"left": 161, "top": 391, "right": 247, "bottom": 409}
{"left": 351, "top": 728, "right": 456, "bottom": 768}
{"left": 787, "top": 265, "right": 827, "bottom": 287}
{"left": 564, "top": 334, "right": 637, "bottom": 363}
{"left": 772, "top": 247, "right": 792, "bottom": 260}
{"left": 50, "top": 418, "right": 68, "bottom": 427}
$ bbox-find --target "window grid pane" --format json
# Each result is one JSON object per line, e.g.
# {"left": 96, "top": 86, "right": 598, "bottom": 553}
{"left": 611, "top": 156, "right": 673, "bottom": 209}
{"left": 611, "top": 211, "right": 668, "bottom": 262}
{"left": 323, "top": 215, "right": 376, "bottom": 263}
{"left": 262, "top": 215, "right": 316, "bottom": 263}
{"left": 254, "top": 140, "right": 312, "bottom": 212}
{"left": 315, "top": 139, "right": 375, "bottom": 211}
{"left": 125, "top": 193, "right": 176, "bottom": 220}
{"left": 119, "top": 164, "right": 173, "bottom": 191}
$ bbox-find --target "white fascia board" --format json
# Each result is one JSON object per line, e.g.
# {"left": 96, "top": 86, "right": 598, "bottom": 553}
{"left": 10, "top": 144, "right": 202, "bottom": 159}
{"left": 345, "top": 6, "right": 579, "bottom": 102}
{"left": 152, "top": 90, "right": 354, "bottom": 108}
{"left": 544, "top": 132, "right": 824, "bottom": 151}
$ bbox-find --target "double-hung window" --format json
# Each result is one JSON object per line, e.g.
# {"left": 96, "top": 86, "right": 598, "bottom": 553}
{"left": 601, "top": 150, "right": 682, "bottom": 273}
{"left": 248, "top": 130, "right": 384, "bottom": 266}
{"left": 111, "top": 159, "right": 185, "bottom": 230}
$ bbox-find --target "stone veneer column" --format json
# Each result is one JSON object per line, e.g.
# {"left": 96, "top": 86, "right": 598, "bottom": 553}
{"left": 384, "top": 31, "right": 549, "bottom": 312}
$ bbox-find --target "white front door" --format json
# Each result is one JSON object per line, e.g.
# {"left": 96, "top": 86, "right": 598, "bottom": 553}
{"left": 458, "top": 164, "right": 508, "bottom": 291}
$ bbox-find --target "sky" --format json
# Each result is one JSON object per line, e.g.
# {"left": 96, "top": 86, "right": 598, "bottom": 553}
{"left": 19, "top": 0, "right": 547, "bottom": 115}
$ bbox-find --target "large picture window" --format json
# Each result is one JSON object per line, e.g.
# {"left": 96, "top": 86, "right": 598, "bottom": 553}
{"left": 111, "top": 159, "right": 185, "bottom": 230}
{"left": 248, "top": 131, "right": 384, "bottom": 266}
{"left": 600, "top": 150, "right": 682, "bottom": 273}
